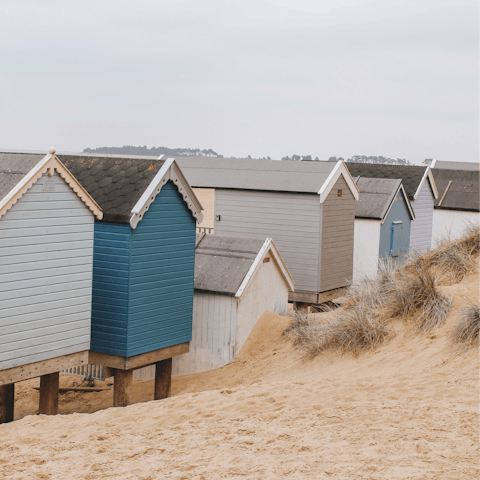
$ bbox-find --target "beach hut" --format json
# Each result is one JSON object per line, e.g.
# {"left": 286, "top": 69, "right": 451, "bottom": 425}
{"left": 175, "top": 157, "right": 359, "bottom": 305}
{"left": 430, "top": 160, "right": 480, "bottom": 171}
{"left": 0, "top": 150, "right": 102, "bottom": 423}
{"left": 431, "top": 169, "right": 479, "bottom": 247}
{"left": 346, "top": 164, "right": 438, "bottom": 254}
{"left": 133, "top": 234, "right": 295, "bottom": 379}
{"left": 353, "top": 177, "right": 415, "bottom": 283}
{"left": 58, "top": 153, "right": 203, "bottom": 406}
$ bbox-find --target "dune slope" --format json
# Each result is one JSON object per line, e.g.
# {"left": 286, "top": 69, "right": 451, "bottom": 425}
{"left": 1, "top": 273, "right": 478, "bottom": 479}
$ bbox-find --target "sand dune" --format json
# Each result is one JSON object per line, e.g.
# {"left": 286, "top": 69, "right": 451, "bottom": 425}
{"left": 1, "top": 272, "right": 478, "bottom": 479}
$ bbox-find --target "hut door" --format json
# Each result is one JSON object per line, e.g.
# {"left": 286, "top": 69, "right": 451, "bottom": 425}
{"left": 389, "top": 221, "right": 403, "bottom": 257}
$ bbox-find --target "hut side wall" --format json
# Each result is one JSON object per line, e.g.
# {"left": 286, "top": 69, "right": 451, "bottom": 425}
{"left": 319, "top": 175, "right": 355, "bottom": 292}
{"left": 0, "top": 172, "right": 94, "bottom": 371}
{"left": 169, "top": 292, "right": 237, "bottom": 377}
{"left": 379, "top": 190, "right": 412, "bottom": 259}
{"left": 90, "top": 222, "right": 131, "bottom": 357}
{"left": 431, "top": 209, "right": 480, "bottom": 248}
{"left": 214, "top": 189, "right": 321, "bottom": 292}
{"left": 353, "top": 219, "right": 381, "bottom": 284}
{"left": 193, "top": 188, "right": 215, "bottom": 229}
{"left": 128, "top": 181, "right": 196, "bottom": 357}
{"left": 410, "top": 181, "right": 434, "bottom": 254}
{"left": 235, "top": 254, "right": 289, "bottom": 354}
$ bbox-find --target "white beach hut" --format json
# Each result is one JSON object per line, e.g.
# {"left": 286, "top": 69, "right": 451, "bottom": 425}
{"left": 0, "top": 150, "right": 102, "bottom": 423}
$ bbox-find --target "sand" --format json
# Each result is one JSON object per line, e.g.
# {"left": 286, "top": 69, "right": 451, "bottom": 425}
{"left": 1, "top": 273, "right": 478, "bottom": 479}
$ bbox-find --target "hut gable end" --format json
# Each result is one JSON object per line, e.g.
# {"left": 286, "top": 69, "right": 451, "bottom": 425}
{"left": 0, "top": 171, "right": 95, "bottom": 371}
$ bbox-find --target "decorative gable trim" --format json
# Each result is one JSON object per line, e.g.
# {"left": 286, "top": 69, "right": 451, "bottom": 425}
{"left": 318, "top": 161, "right": 360, "bottom": 203}
{"left": 235, "top": 238, "right": 295, "bottom": 298}
{"left": 0, "top": 150, "right": 103, "bottom": 220}
{"left": 413, "top": 167, "right": 438, "bottom": 200}
{"left": 130, "top": 158, "right": 204, "bottom": 229}
{"left": 380, "top": 184, "right": 415, "bottom": 224}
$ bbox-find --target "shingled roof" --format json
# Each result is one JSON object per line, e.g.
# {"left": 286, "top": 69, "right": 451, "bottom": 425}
{"left": 57, "top": 154, "right": 167, "bottom": 223}
{"left": 0, "top": 153, "right": 44, "bottom": 201}
{"left": 0, "top": 151, "right": 102, "bottom": 219}
{"left": 433, "top": 169, "right": 479, "bottom": 212}
{"left": 346, "top": 163, "right": 434, "bottom": 200}
{"left": 194, "top": 234, "right": 295, "bottom": 296}
{"left": 354, "top": 177, "right": 414, "bottom": 221}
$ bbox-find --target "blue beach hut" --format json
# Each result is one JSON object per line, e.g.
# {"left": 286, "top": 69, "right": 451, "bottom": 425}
{"left": 353, "top": 177, "right": 415, "bottom": 283}
{"left": 60, "top": 154, "right": 203, "bottom": 406}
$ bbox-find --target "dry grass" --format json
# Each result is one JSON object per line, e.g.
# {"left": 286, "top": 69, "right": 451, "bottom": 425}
{"left": 285, "top": 224, "right": 479, "bottom": 357}
{"left": 284, "top": 307, "right": 393, "bottom": 358}
{"left": 451, "top": 301, "right": 480, "bottom": 348}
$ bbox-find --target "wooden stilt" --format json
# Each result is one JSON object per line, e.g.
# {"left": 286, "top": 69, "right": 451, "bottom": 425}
{"left": 39, "top": 372, "right": 59, "bottom": 415}
{"left": 113, "top": 369, "right": 133, "bottom": 407}
{"left": 154, "top": 358, "right": 172, "bottom": 400}
{"left": 0, "top": 384, "right": 15, "bottom": 424}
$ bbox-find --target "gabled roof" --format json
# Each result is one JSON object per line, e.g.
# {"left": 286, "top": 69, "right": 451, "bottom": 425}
{"left": 432, "top": 160, "right": 479, "bottom": 171}
{"left": 433, "top": 169, "right": 479, "bottom": 212}
{"left": 0, "top": 151, "right": 102, "bottom": 220}
{"left": 346, "top": 163, "right": 438, "bottom": 200}
{"left": 58, "top": 154, "right": 203, "bottom": 227}
{"left": 194, "top": 234, "right": 295, "bottom": 297}
{"left": 174, "top": 157, "right": 359, "bottom": 201}
{"left": 354, "top": 177, "right": 415, "bottom": 222}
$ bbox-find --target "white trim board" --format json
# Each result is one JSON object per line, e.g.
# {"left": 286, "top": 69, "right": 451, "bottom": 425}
{"left": 235, "top": 238, "right": 295, "bottom": 298}
{"left": 130, "top": 159, "right": 204, "bottom": 229}
{"left": 413, "top": 167, "right": 438, "bottom": 200}
{"left": 318, "top": 161, "right": 360, "bottom": 203}
{"left": 0, "top": 151, "right": 103, "bottom": 220}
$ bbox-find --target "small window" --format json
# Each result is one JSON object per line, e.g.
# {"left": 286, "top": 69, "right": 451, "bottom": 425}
{"left": 337, "top": 189, "right": 342, "bottom": 197}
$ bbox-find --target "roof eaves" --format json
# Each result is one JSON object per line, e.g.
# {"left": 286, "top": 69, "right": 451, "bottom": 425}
{"left": 0, "top": 150, "right": 103, "bottom": 220}
{"left": 234, "top": 238, "right": 295, "bottom": 298}
{"left": 130, "top": 158, "right": 204, "bottom": 229}
{"left": 318, "top": 161, "right": 360, "bottom": 202}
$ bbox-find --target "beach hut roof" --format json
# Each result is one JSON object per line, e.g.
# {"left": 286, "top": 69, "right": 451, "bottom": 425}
{"left": 194, "top": 234, "right": 295, "bottom": 297}
{"left": 433, "top": 169, "right": 479, "bottom": 212}
{"left": 174, "top": 157, "right": 359, "bottom": 201}
{"left": 431, "top": 160, "right": 479, "bottom": 171}
{"left": 56, "top": 154, "right": 204, "bottom": 227}
{"left": 354, "top": 177, "right": 415, "bottom": 222}
{"left": 346, "top": 163, "right": 438, "bottom": 200}
{"left": 0, "top": 150, "right": 102, "bottom": 220}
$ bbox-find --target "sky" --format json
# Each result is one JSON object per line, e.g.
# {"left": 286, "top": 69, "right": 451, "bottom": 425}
{"left": 0, "top": 0, "right": 477, "bottom": 163}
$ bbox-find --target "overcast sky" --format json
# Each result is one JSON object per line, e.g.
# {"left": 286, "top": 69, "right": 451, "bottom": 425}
{"left": 0, "top": 0, "right": 477, "bottom": 163}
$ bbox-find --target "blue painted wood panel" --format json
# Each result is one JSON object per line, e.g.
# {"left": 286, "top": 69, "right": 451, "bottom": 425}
{"left": 89, "top": 181, "right": 196, "bottom": 358}
{"left": 90, "top": 222, "right": 131, "bottom": 356}
{"left": 128, "top": 181, "right": 196, "bottom": 357}
{"left": 379, "top": 190, "right": 412, "bottom": 260}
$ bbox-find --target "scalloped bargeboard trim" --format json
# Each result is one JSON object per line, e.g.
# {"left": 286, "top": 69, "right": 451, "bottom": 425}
{"left": 0, "top": 153, "right": 103, "bottom": 220}
{"left": 130, "top": 159, "right": 203, "bottom": 229}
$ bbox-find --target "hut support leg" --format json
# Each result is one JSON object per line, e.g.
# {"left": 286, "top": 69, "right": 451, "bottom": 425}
{"left": 0, "top": 384, "right": 15, "bottom": 424}
{"left": 113, "top": 369, "right": 133, "bottom": 407}
{"left": 39, "top": 372, "right": 59, "bottom": 415}
{"left": 154, "top": 358, "right": 172, "bottom": 400}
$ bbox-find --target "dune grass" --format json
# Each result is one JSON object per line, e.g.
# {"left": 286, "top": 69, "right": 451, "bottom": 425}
{"left": 285, "top": 224, "right": 478, "bottom": 358}
{"left": 451, "top": 302, "right": 480, "bottom": 348}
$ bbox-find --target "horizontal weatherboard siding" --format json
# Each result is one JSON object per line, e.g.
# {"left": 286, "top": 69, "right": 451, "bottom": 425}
{"left": 127, "top": 181, "right": 196, "bottom": 357}
{"left": 215, "top": 189, "right": 321, "bottom": 292}
{"left": 410, "top": 181, "right": 434, "bottom": 254}
{"left": 320, "top": 176, "right": 355, "bottom": 292}
{"left": 0, "top": 172, "right": 94, "bottom": 371}
{"left": 90, "top": 222, "right": 131, "bottom": 357}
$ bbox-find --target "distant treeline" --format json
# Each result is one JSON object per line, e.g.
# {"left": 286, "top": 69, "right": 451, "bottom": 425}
{"left": 83, "top": 145, "right": 223, "bottom": 157}
{"left": 328, "top": 155, "right": 412, "bottom": 165}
